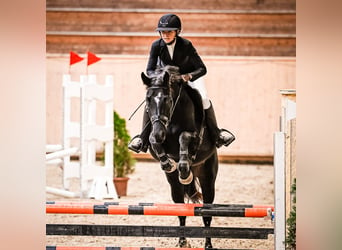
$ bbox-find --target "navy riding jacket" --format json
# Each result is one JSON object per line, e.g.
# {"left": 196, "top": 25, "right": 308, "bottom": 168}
{"left": 146, "top": 36, "right": 207, "bottom": 82}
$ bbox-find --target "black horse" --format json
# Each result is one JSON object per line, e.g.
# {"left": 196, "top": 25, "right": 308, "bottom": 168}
{"left": 141, "top": 65, "right": 218, "bottom": 248}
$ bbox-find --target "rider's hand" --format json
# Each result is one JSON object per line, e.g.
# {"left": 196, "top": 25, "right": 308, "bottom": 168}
{"left": 181, "top": 74, "right": 192, "bottom": 82}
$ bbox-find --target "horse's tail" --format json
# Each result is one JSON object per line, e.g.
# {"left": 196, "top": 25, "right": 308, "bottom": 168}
{"left": 184, "top": 178, "right": 203, "bottom": 203}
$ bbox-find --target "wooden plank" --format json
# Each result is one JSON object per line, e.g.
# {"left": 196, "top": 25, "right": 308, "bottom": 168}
{"left": 46, "top": 224, "right": 274, "bottom": 239}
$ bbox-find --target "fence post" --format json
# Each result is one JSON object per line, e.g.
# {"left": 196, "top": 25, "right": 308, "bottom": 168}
{"left": 274, "top": 131, "right": 286, "bottom": 250}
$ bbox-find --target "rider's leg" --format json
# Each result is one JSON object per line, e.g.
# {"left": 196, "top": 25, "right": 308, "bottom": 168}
{"left": 128, "top": 108, "right": 150, "bottom": 153}
{"left": 205, "top": 102, "right": 235, "bottom": 147}
{"left": 188, "top": 78, "right": 235, "bottom": 148}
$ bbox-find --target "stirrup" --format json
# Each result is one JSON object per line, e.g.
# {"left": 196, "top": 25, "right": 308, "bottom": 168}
{"left": 216, "top": 129, "right": 235, "bottom": 148}
{"left": 128, "top": 135, "right": 143, "bottom": 153}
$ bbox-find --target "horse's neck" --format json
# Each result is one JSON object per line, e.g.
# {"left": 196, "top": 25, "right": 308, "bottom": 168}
{"left": 174, "top": 90, "right": 195, "bottom": 115}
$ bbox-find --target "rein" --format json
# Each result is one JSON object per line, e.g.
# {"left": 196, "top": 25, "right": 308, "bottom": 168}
{"left": 169, "top": 83, "right": 183, "bottom": 121}
{"left": 128, "top": 99, "right": 146, "bottom": 121}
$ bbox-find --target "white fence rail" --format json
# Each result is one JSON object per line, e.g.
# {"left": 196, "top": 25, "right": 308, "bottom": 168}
{"left": 46, "top": 74, "right": 117, "bottom": 200}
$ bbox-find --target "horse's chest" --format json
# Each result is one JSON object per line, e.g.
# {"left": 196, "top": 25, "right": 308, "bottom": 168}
{"left": 167, "top": 124, "right": 181, "bottom": 135}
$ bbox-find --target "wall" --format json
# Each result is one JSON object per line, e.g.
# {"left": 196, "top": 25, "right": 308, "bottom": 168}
{"left": 46, "top": 54, "right": 295, "bottom": 157}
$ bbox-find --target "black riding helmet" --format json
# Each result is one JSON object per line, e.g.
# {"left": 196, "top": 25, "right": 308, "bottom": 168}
{"left": 156, "top": 14, "right": 182, "bottom": 32}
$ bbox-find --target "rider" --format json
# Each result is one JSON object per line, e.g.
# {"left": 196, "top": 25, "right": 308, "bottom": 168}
{"left": 128, "top": 13, "right": 235, "bottom": 153}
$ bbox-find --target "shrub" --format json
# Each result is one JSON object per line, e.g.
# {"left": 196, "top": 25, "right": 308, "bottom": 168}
{"left": 113, "top": 111, "right": 135, "bottom": 177}
{"left": 285, "top": 178, "right": 296, "bottom": 249}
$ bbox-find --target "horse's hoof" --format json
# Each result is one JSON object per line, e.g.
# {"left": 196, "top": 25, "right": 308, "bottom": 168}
{"left": 179, "top": 171, "right": 193, "bottom": 185}
{"left": 177, "top": 238, "right": 191, "bottom": 248}
{"left": 178, "top": 160, "right": 190, "bottom": 179}
{"left": 205, "top": 243, "right": 213, "bottom": 248}
{"left": 162, "top": 159, "right": 177, "bottom": 173}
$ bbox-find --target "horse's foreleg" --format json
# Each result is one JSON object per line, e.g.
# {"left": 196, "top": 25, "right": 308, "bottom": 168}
{"left": 178, "top": 131, "right": 196, "bottom": 184}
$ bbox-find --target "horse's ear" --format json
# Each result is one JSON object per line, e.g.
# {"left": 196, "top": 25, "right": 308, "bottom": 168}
{"left": 141, "top": 72, "right": 151, "bottom": 86}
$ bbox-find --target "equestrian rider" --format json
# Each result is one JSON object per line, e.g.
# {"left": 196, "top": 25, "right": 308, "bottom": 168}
{"left": 128, "top": 13, "right": 235, "bottom": 153}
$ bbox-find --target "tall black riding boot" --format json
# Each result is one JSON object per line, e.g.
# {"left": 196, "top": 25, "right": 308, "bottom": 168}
{"left": 205, "top": 104, "right": 235, "bottom": 148}
{"left": 128, "top": 108, "right": 150, "bottom": 153}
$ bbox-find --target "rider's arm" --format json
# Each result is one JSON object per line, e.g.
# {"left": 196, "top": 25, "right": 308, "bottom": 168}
{"left": 146, "top": 40, "right": 161, "bottom": 76}
{"left": 186, "top": 42, "right": 207, "bottom": 82}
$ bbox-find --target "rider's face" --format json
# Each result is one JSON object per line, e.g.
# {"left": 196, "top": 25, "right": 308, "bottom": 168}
{"left": 160, "top": 30, "right": 177, "bottom": 44}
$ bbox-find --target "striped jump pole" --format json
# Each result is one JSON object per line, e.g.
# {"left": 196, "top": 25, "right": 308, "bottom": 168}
{"left": 46, "top": 247, "right": 268, "bottom": 250}
{"left": 46, "top": 224, "right": 274, "bottom": 239}
{"left": 46, "top": 202, "right": 273, "bottom": 218}
{"left": 46, "top": 201, "right": 274, "bottom": 210}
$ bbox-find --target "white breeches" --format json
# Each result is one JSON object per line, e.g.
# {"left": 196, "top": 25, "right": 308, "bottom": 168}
{"left": 188, "top": 77, "right": 211, "bottom": 109}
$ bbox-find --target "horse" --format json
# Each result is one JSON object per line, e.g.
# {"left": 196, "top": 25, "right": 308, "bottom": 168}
{"left": 140, "top": 65, "right": 219, "bottom": 248}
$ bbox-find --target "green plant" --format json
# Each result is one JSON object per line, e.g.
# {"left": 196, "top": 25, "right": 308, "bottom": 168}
{"left": 285, "top": 178, "right": 296, "bottom": 249}
{"left": 113, "top": 111, "right": 135, "bottom": 177}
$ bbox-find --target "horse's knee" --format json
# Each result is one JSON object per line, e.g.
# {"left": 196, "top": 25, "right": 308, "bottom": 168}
{"left": 162, "top": 158, "right": 177, "bottom": 173}
{"left": 179, "top": 131, "right": 193, "bottom": 145}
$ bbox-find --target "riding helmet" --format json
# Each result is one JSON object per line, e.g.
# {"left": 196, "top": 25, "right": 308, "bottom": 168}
{"left": 156, "top": 14, "right": 182, "bottom": 32}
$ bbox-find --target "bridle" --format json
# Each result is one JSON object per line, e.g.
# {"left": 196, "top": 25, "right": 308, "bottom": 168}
{"left": 147, "top": 81, "right": 183, "bottom": 130}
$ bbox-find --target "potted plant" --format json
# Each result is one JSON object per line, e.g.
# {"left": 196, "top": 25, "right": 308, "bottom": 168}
{"left": 113, "top": 111, "right": 136, "bottom": 196}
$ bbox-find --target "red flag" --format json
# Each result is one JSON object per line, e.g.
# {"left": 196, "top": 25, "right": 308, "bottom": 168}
{"left": 87, "top": 51, "right": 101, "bottom": 66}
{"left": 69, "top": 51, "right": 84, "bottom": 65}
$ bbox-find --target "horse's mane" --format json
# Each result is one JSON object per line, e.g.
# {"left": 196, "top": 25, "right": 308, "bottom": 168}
{"left": 152, "top": 65, "right": 183, "bottom": 84}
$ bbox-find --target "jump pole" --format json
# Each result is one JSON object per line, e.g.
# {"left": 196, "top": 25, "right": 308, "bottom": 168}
{"left": 46, "top": 224, "right": 274, "bottom": 239}
{"left": 46, "top": 247, "right": 267, "bottom": 250}
{"left": 46, "top": 147, "right": 79, "bottom": 162}
{"left": 46, "top": 144, "right": 63, "bottom": 153}
{"left": 46, "top": 147, "right": 79, "bottom": 197}
{"left": 46, "top": 203, "right": 273, "bottom": 218}
{"left": 46, "top": 187, "right": 79, "bottom": 198}
{"left": 46, "top": 201, "right": 274, "bottom": 211}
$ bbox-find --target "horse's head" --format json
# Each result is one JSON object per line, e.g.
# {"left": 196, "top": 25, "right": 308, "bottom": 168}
{"left": 141, "top": 66, "right": 181, "bottom": 144}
